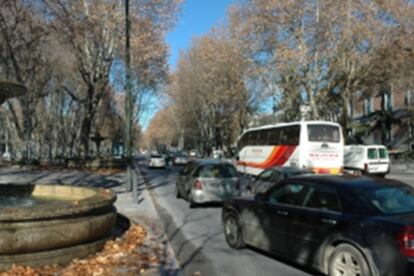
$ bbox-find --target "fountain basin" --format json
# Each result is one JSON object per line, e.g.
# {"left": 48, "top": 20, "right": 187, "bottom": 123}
{"left": 0, "top": 184, "right": 117, "bottom": 270}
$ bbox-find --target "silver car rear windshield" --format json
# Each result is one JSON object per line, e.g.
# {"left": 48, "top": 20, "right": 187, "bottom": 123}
{"left": 196, "top": 164, "right": 238, "bottom": 178}
{"left": 360, "top": 186, "right": 414, "bottom": 215}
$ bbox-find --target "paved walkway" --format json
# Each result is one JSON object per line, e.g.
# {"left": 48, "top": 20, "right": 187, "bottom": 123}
{"left": 0, "top": 167, "right": 180, "bottom": 276}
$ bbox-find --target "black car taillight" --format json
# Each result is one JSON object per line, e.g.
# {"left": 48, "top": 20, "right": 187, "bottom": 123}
{"left": 397, "top": 226, "right": 414, "bottom": 257}
{"left": 194, "top": 180, "right": 203, "bottom": 190}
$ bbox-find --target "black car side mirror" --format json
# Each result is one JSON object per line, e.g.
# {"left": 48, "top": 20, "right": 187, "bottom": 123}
{"left": 255, "top": 192, "right": 266, "bottom": 202}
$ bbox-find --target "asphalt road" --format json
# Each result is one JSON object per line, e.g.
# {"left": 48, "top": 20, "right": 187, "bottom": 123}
{"left": 140, "top": 165, "right": 319, "bottom": 276}
{"left": 387, "top": 173, "right": 414, "bottom": 186}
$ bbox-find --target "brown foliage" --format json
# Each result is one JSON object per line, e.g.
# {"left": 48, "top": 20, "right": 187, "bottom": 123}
{"left": 228, "top": 0, "right": 413, "bottom": 130}
{"left": 0, "top": 0, "right": 181, "bottom": 160}
{"left": 163, "top": 30, "right": 249, "bottom": 152}
{"left": 1, "top": 224, "right": 151, "bottom": 276}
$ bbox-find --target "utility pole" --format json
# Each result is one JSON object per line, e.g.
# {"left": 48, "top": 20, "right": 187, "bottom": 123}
{"left": 312, "top": 0, "right": 320, "bottom": 120}
{"left": 125, "top": 0, "right": 133, "bottom": 193}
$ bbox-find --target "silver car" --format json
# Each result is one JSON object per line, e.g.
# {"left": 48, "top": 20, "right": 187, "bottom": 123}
{"left": 173, "top": 154, "right": 188, "bottom": 165}
{"left": 148, "top": 154, "right": 166, "bottom": 168}
{"left": 175, "top": 160, "right": 240, "bottom": 207}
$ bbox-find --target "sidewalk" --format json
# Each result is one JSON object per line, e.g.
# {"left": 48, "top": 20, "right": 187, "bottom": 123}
{"left": 0, "top": 167, "right": 181, "bottom": 275}
{"left": 114, "top": 175, "right": 181, "bottom": 276}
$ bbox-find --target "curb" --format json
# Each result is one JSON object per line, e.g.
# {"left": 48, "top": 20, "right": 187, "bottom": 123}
{"left": 130, "top": 166, "right": 182, "bottom": 276}
{"left": 128, "top": 215, "right": 181, "bottom": 276}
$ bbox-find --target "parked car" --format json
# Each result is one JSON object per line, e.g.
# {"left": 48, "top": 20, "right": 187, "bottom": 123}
{"left": 222, "top": 175, "right": 414, "bottom": 276}
{"left": 212, "top": 150, "right": 224, "bottom": 159}
{"left": 246, "top": 166, "right": 313, "bottom": 195}
{"left": 147, "top": 154, "right": 166, "bottom": 169}
{"left": 174, "top": 153, "right": 188, "bottom": 165}
{"left": 344, "top": 145, "right": 390, "bottom": 176}
{"left": 176, "top": 160, "right": 241, "bottom": 207}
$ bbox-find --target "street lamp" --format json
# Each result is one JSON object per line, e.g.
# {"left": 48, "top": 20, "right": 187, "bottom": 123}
{"left": 125, "top": 0, "right": 134, "bottom": 195}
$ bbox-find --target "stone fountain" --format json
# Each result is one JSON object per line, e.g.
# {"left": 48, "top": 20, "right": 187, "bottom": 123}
{"left": 0, "top": 81, "right": 117, "bottom": 270}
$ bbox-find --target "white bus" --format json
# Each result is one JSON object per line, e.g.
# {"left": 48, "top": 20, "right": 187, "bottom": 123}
{"left": 236, "top": 121, "right": 344, "bottom": 175}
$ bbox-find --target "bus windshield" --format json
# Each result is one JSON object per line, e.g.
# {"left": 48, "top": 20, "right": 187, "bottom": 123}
{"left": 308, "top": 124, "right": 340, "bottom": 143}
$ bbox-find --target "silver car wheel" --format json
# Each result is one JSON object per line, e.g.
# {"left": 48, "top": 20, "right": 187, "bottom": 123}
{"left": 332, "top": 252, "right": 362, "bottom": 276}
{"left": 224, "top": 216, "right": 238, "bottom": 245}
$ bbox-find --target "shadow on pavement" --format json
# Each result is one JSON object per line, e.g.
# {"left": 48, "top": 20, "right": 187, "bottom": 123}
{"left": 0, "top": 168, "right": 125, "bottom": 189}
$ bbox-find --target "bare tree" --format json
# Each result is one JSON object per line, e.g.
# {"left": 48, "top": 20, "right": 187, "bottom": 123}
{"left": 0, "top": 0, "right": 53, "bottom": 159}
{"left": 44, "top": 0, "right": 181, "bottom": 158}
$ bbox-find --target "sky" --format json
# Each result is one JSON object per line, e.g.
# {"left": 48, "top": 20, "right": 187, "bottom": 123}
{"left": 166, "top": 0, "right": 235, "bottom": 69}
{"left": 141, "top": 0, "right": 235, "bottom": 129}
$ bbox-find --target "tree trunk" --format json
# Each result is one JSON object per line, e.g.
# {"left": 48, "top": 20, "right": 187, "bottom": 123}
{"left": 341, "top": 91, "right": 351, "bottom": 139}
{"left": 80, "top": 114, "right": 92, "bottom": 158}
{"left": 380, "top": 90, "right": 387, "bottom": 145}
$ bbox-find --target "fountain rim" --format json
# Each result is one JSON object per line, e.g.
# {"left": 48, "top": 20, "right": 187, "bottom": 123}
{"left": 0, "top": 184, "right": 116, "bottom": 221}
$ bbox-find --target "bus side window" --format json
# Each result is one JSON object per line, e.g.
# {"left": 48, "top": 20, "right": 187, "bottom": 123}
{"left": 269, "top": 128, "right": 281, "bottom": 145}
{"left": 280, "top": 130, "right": 288, "bottom": 145}
{"left": 257, "top": 130, "right": 270, "bottom": 146}
{"left": 238, "top": 135, "right": 245, "bottom": 150}
{"left": 264, "top": 130, "right": 271, "bottom": 145}
{"left": 246, "top": 132, "right": 255, "bottom": 146}
{"left": 290, "top": 126, "right": 300, "bottom": 145}
{"left": 255, "top": 131, "right": 263, "bottom": 145}
{"left": 281, "top": 126, "right": 300, "bottom": 145}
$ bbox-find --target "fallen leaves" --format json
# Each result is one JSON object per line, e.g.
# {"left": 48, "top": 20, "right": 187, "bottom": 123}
{"left": 1, "top": 224, "right": 156, "bottom": 276}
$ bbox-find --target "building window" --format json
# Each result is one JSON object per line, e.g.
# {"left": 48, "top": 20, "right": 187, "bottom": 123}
{"left": 364, "top": 98, "right": 372, "bottom": 115}
{"left": 405, "top": 90, "right": 412, "bottom": 106}
{"left": 348, "top": 100, "right": 353, "bottom": 117}
{"left": 384, "top": 93, "right": 393, "bottom": 111}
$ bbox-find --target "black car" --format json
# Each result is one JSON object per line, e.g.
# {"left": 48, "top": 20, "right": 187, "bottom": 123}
{"left": 246, "top": 166, "right": 313, "bottom": 195}
{"left": 222, "top": 175, "right": 414, "bottom": 276}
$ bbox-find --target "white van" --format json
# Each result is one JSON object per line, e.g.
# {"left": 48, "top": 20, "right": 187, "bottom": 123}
{"left": 344, "top": 145, "right": 390, "bottom": 176}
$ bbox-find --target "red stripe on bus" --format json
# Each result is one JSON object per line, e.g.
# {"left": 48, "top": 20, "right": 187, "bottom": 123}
{"left": 268, "top": 146, "right": 297, "bottom": 167}
{"left": 238, "top": 146, "right": 297, "bottom": 169}
{"left": 240, "top": 146, "right": 281, "bottom": 168}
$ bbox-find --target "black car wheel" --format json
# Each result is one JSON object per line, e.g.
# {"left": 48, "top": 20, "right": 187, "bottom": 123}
{"left": 175, "top": 184, "right": 181, "bottom": 198}
{"left": 328, "top": 244, "right": 371, "bottom": 276}
{"left": 223, "top": 213, "right": 245, "bottom": 249}
{"left": 188, "top": 192, "right": 197, "bottom": 208}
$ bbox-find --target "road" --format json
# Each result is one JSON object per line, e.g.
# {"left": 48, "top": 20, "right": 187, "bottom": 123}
{"left": 140, "top": 165, "right": 321, "bottom": 276}
{"left": 387, "top": 173, "right": 414, "bottom": 186}
{"left": 138, "top": 164, "right": 414, "bottom": 276}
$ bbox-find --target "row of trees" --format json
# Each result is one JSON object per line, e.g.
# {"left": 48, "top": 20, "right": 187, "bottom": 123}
{"left": 146, "top": 0, "right": 414, "bottom": 153}
{"left": 0, "top": 0, "right": 181, "bottom": 161}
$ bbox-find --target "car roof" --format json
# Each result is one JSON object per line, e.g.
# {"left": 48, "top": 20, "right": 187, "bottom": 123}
{"left": 267, "top": 166, "right": 311, "bottom": 173}
{"left": 283, "top": 175, "right": 407, "bottom": 189}
{"left": 192, "top": 159, "right": 233, "bottom": 165}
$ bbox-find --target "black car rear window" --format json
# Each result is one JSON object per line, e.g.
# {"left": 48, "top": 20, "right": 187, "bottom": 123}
{"left": 195, "top": 164, "right": 238, "bottom": 178}
{"left": 360, "top": 186, "right": 414, "bottom": 215}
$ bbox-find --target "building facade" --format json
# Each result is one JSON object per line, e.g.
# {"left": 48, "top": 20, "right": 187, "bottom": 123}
{"left": 351, "top": 86, "right": 414, "bottom": 153}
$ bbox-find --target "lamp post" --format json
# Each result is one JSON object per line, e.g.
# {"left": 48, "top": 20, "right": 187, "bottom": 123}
{"left": 125, "top": 0, "right": 133, "bottom": 193}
